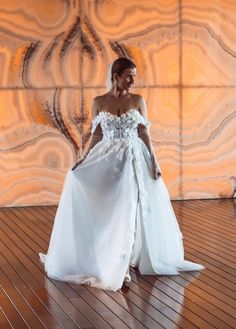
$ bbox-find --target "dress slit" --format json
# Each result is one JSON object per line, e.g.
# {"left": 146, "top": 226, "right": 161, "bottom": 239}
{"left": 129, "top": 187, "right": 142, "bottom": 268}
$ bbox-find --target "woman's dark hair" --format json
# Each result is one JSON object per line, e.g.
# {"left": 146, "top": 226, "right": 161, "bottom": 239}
{"left": 111, "top": 57, "right": 136, "bottom": 81}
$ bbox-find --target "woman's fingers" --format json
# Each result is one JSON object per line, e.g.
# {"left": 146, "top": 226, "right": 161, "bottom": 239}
{"left": 71, "top": 158, "right": 84, "bottom": 171}
{"left": 71, "top": 163, "right": 78, "bottom": 171}
{"left": 153, "top": 164, "right": 161, "bottom": 180}
{"left": 151, "top": 156, "right": 161, "bottom": 180}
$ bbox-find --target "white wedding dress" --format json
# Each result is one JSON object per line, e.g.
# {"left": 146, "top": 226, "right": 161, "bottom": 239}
{"left": 40, "top": 109, "right": 204, "bottom": 291}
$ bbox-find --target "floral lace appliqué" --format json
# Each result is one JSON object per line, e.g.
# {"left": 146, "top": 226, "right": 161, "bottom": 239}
{"left": 91, "top": 109, "right": 152, "bottom": 262}
{"left": 91, "top": 109, "right": 151, "bottom": 221}
{"left": 91, "top": 109, "right": 150, "bottom": 138}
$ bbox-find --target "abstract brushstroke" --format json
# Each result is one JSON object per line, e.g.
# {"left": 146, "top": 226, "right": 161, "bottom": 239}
{"left": 0, "top": 89, "right": 81, "bottom": 206}
{"left": 82, "top": 0, "right": 180, "bottom": 86}
{"left": 0, "top": 0, "right": 80, "bottom": 87}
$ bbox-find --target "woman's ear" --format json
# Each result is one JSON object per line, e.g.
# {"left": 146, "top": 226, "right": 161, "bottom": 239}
{"left": 113, "top": 73, "right": 119, "bottom": 82}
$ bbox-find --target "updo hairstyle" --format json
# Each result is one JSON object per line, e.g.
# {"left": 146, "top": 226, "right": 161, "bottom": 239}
{"left": 111, "top": 57, "right": 136, "bottom": 82}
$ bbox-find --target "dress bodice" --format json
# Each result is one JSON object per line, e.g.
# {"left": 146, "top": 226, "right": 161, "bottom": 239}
{"left": 91, "top": 109, "right": 150, "bottom": 140}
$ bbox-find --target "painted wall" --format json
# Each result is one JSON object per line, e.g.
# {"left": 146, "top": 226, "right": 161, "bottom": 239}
{"left": 0, "top": 0, "right": 236, "bottom": 206}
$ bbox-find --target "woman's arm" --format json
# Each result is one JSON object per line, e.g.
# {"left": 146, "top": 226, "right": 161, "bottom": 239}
{"left": 137, "top": 96, "right": 161, "bottom": 179}
{"left": 71, "top": 98, "right": 103, "bottom": 170}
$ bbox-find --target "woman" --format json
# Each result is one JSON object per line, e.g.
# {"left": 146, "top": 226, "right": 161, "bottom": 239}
{"left": 40, "top": 57, "right": 204, "bottom": 291}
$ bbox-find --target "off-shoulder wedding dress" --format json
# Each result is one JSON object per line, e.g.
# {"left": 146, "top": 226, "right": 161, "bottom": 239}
{"left": 40, "top": 109, "right": 204, "bottom": 291}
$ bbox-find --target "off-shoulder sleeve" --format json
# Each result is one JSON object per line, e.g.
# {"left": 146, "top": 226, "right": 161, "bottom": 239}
{"left": 138, "top": 113, "right": 151, "bottom": 128}
{"left": 91, "top": 113, "right": 101, "bottom": 134}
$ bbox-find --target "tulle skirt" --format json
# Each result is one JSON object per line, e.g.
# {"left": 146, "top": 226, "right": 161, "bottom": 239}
{"left": 40, "top": 138, "right": 205, "bottom": 291}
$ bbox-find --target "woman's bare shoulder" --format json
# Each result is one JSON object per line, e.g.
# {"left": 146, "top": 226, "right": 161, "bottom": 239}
{"left": 93, "top": 94, "right": 109, "bottom": 106}
{"left": 93, "top": 94, "right": 104, "bottom": 103}
{"left": 129, "top": 93, "right": 147, "bottom": 117}
{"left": 129, "top": 93, "right": 146, "bottom": 108}
{"left": 130, "top": 92, "right": 145, "bottom": 102}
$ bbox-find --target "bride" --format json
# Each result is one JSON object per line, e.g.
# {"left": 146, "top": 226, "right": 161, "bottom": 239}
{"left": 39, "top": 57, "right": 204, "bottom": 291}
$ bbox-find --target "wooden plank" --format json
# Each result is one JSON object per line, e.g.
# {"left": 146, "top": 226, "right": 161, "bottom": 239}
{"left": 14, "top": 207, "right": 200, "bottom": 329}
{"left": 86, "top": 287, "right": 148, "bottom": 329}
{"left": 130, "top": 270, "right": 217, "bottom": 329}
{"left": 0, "top": 267, "right": 48, "bottom": 329}
{"left": 1, "top": 199, "right": 236, "bottom": 329}
{"left": 0, "top": 307, "right": 13, "bottom": 329}
{"left": 2, "top": 210, "right": 154, "bottom": 329}
{"left": 4, "top": 208, "right": 165, "bottom": 328}
{"left": 0, "top": 286, "right": 29, "bottom": 329}
{"left": 57, "top": 282, "right": 130, "bottom": 329}
{"left": 0, "top": 307, "right": 12, "bottom": 329}
{"left": 116, "top": 277, "right": 198, "bottom": 329}
{"left": 0, "top": 224, "right": 95, "bottom": 328}
{"left": 131, "top": 270, "right": 231, "bottom": 329}
{"left": 23, "top": 201, "right": 236, "bottom": 326}
{"left": 0, "top": 210, "right": 132, "bottom": 329}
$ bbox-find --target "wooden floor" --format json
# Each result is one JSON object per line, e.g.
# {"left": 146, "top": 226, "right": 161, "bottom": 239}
{"left": 0, "top": 199, "right": 236, "bottom": 329}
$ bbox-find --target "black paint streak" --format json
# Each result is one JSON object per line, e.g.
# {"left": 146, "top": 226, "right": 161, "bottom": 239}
{"left": 60, "top": 16, "right": 80, "bottom": 58}
{"left": 109, "top": 41, "right": 133, "bottom": 59}
{"left": 83, "top": 15, "right": 104, "bottom": 53}
{"left": 80, "top": 16, "right": 105, "bottom": 60}
{"left": 22, "top": 41, "right": 41, "bottom": 88}
{"left": 43, "top": 32, "right": 64, "bottom": 67}
{"left": 81, "top": 32, "right": 95, "bottom": 59}
{"left": 50, "top": 89, "right": 79, "bottom": 152}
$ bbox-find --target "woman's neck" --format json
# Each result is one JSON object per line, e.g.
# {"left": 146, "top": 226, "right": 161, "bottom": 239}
{"left": 109, "top": 86, "right": 128, "bottom": 98}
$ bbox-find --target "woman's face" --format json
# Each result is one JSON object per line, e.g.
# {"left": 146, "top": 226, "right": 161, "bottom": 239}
{"left": 115, "top": 67, "right": 136, "bottom": 92}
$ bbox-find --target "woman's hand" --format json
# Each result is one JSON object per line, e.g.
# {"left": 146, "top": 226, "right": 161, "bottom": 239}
{"left": 151, "top": 154, "right": 161, "bottom": 180}
{"left": 71, "top": 157, "right": 85, "bottom": 171}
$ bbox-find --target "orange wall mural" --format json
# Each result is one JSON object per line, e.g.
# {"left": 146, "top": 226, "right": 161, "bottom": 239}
{"left": 0, "top": 0, "right": 236, "bottom": 206}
